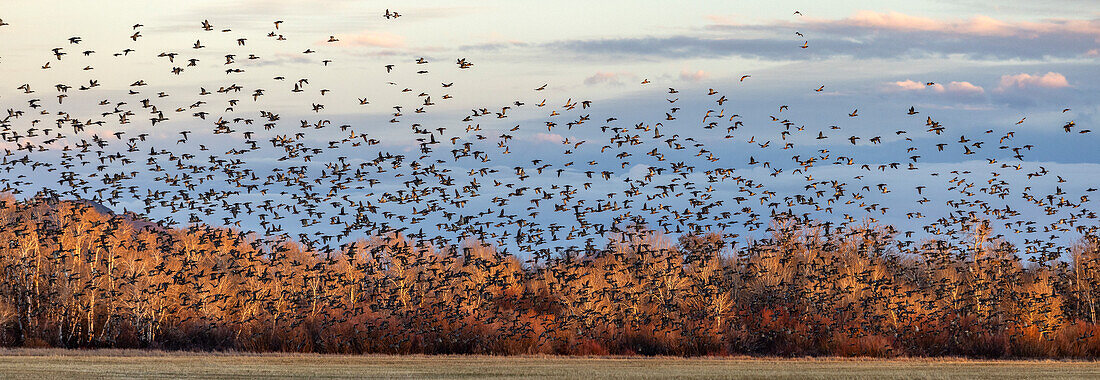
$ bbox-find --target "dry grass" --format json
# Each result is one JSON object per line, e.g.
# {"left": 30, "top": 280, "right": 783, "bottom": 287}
{"left": 0, "top": 350, "right": 1098, "bottom": 379}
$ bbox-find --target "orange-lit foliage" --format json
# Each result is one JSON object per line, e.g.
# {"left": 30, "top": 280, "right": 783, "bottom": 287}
{"left": 0, "top": 195, "right": 1098, "bottom": 357}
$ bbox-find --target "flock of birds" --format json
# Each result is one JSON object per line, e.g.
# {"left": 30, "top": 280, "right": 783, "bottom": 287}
{"left": 0, "top": 10, "right": 1095, "bottom": 265}
{"left": 0, "top": 9, "right": 1097, "bottom": 356}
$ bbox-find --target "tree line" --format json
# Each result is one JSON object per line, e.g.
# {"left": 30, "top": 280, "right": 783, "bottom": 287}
{"left": 0, "top": 194, "right": 1098, "bottom": 357}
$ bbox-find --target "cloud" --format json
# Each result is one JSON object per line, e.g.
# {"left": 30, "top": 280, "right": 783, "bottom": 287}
{"left": 843, "top": 11, "right": 944, "bottom": 33}
{"left": 532, "top": 133, "right": 563, "bottom": 143}
{"left": 996, "top": 72, "right": 1071, "bottom": 92}
{"left": 839, "top": 11, "right": 1011, "bottom": 36}
{"left": 240, "top": 52, "right": 313, "bottom": 67}
{"left": 465, "top": 11, "right": 1097, "bottom": 63}
{"left": 584, "top": 71, "right": 630, "bottom": 85}
{"left": 887, "top": 80, "right": 984, "bottom": 95}
{"left": 704, "top": 14, "right": 741, "bottom": 27}
{"left": 462, "top": 41, "right": 531, "bottom": 52}
{"left": 820, "top": 10, "right": 1100, "bottom": 38}
{"left": 944, "top": 81, "right": 985, "bottom": 95}
{"left": 535, "top": 30, "right": 1091, "bottom": 63}
{"left": 544, "top": 36, "right": 822, "bottom": 61}
{"left": 627, "top": 164, "right": 651, "bottom": 180}
{"left": 679, "top": 69, "right": 710, "bottom": 82}
{"left": 335, "top": 30, "right": 406, "bottom": 48}
{"left": 891, "top": 80, "right": 928, "bottom": 91}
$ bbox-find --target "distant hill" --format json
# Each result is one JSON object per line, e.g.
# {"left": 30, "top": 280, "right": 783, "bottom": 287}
{"left": 15, "top": 194, "right": 163, "bottom": 232}
{"left": 71, "top": 198, "right": 114, "bottom": 216}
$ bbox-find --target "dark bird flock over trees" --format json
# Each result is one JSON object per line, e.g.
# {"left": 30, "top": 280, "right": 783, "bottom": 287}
{"left": 0, "top": 11, "right": 1096, "bottom": 357}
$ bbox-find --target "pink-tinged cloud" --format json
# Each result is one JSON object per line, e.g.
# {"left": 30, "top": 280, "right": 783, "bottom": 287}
{"left": 335, "top": 31, "right": 406, "bottom": 48}
{"left": 996, "top": 72, "right": 1070, "bottom": 92}
{"left": 584, "top": 71, "right": 631, "bottom": 85}
{"left": 846, "top": 11, "right": 944, "bottom": 33}
{"left": 810, "top": 10, "right": 1100, "bottom": 38}
{"left": 891, "top": 80, "right": 927, "bottom": 91}
{"left": 679, "top": 69, "right": 709, "bottom": 82}
{"left": 944, "top": 81, "right": 984, "bottom": 95}
{"left": 704, "top": 14, "right": 740, "bottom": 27}
{"left": 888, "top": 80, "right": 983, "bottom": 95}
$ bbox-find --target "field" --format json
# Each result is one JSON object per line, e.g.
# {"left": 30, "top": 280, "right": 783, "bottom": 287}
{"left": 0, "top": 350, "right": 1098, "bottom": 379}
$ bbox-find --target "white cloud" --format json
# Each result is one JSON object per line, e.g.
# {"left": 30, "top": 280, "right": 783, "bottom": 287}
{"left": 679, "top": 69, "right": 709, "bottom": 82}
{"left": 334, "top": 30, "right": 406, "bottom": 48}
{"left": 944, "top": 81, "right": 985, "bottom": 95}
{"left": 532, "top": 133, "right": 563, "bottom": 143}
{"left": 996, "top": 72, "right": 1071, "bottom": 92}
{"left": 584, "top": 71, "right": 631, "bottom": 85}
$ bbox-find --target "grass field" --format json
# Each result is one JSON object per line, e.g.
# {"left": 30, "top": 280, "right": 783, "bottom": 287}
{"left": 0, "top": 350, "right": 1097, "bottom": 379}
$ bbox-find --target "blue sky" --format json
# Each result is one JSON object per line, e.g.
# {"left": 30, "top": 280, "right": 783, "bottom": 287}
{"left": 0, "top": 1, "right": 1096, "bottom": 256}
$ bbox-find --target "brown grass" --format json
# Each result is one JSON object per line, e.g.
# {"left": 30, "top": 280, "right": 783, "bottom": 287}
{"left": 0, "top": 349, "right": 1098, "bottom": 379}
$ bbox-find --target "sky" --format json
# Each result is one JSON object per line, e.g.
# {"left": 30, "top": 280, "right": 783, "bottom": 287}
{"left": 0, "top": 0, "right": 1097, "bottom": 257}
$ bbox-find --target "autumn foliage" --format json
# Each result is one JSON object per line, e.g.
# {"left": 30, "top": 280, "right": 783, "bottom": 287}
{"left": 1, "top": 194, "right": 1098, "bottom": 357}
